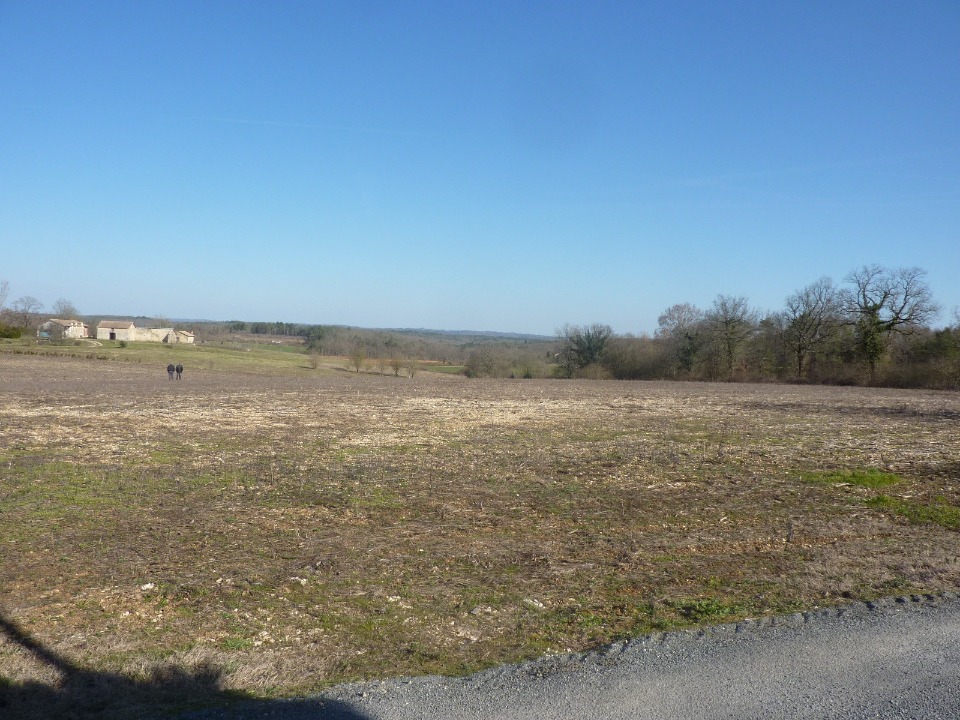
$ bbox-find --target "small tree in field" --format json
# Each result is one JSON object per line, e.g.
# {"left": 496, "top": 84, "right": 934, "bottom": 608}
{"left": 348, "top": 346, "right": 366, "bottom": 373}
{"left": 465, "top": 347, "right": 502, "bottom": 378}
{"left": 389, "top": 357, "right": 404, "bottom": 377}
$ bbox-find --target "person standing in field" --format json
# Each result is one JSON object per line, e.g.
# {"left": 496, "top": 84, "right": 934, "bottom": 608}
{"left": 175, "top": 363, "right": 183, "bottom": 380}
{"left": 167, "top": 363, "right": 175, "bottom": 380}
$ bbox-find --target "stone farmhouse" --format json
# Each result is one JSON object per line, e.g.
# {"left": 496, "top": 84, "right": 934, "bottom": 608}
{"left": 96, "top": 321, "right": 195, "bottom": 344}
{"left": 37, "top": 318, "right": 90, "bottom": 341}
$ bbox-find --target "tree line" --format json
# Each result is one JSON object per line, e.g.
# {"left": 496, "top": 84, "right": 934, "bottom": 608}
{"left": 555, "top": 265, "right": 959, "bottom": 389}
{"left": 4, "top": 266, "right": 957, "bottom": 389}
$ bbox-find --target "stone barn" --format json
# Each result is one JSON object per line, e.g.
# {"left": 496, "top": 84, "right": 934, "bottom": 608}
{"left": 135, "top": 327, "right": 176, "bottom": 343}
{"left": 95, "top": 321, "right": 196, "bottom": 343}
{"left": 96, "top": 321, "right": 136, "bottom": 341}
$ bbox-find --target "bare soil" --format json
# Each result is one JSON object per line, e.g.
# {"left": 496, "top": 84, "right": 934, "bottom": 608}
{"left": 1, "top": 353, "right": 958, "bottom": 709}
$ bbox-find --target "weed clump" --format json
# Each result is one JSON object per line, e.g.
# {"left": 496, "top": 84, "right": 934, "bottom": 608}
{"left": 667, "top": 598, "right": 744, "bottom": 623}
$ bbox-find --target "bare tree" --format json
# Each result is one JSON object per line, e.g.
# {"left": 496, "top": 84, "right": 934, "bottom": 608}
{"left": 705, "top": 295, "right": 757, "bottom": 380}
{"left": 404, "top": 358, "right": 420, "bottom": 377}
{"left": 656, "top": 303, "right": 705, "bottom": 375}
{"left": 9, "top": 296, "right": 44, "bottom": 329}
{"left": 465, "top": 347, "right": 499, "bottom": 378}
{"left": 51, "top": 298, "right": 79, "bottom": 319}
{"left": 841, "top": 265, "right": 940, "bottom": 382}
{"left": 0, "top": 280, "right": 9, "bottom": 311}
{"left": 780, "top": 277, "right": 842, "bottom": 380}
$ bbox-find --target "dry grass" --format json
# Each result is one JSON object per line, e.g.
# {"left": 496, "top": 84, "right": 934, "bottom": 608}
{"left": 1, "top": 353, "right": 959, "bottom": 716}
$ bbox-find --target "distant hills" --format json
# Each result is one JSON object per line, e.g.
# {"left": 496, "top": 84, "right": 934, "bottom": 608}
{"left": 82, "top": 315, "right": 554, "bottom": 342}
{"left": 378, "top": 328, "right": 554, "bottom": 341}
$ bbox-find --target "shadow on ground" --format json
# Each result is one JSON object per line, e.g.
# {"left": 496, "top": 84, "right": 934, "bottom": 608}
{"left": 0, "top": 612, "right": 372, "bottom": 720}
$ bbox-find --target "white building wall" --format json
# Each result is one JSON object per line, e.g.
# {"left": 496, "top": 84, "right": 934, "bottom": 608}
{"left": 63, "top": 324, "right": 88, "bottom": 339}
{"left": 97, "top": 324, "right": 136, "bottom": 341}
{"left": 134, "top": 327, "right": 174, "bottom": 342}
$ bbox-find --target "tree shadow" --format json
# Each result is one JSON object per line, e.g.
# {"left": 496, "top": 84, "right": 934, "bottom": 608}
{"left": 0, "top": 612, "right": 373, "bottom": 720}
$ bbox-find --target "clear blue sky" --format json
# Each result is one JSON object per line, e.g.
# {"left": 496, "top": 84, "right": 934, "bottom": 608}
{"left": 2, "top": 1, "right": 958, "bottom": 335}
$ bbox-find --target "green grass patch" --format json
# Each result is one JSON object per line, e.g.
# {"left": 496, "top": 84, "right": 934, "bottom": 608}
{"left": 221, "top": 636, "right": 254, "bottom": 651}
{"left": 802, "top": 468, "right": 902, "bottom": 488}
{"left": 0, "top": 337, "right": 328, "bottom": 375}
{"left": 865, "top": 495, "right": 960, "bottom": 530}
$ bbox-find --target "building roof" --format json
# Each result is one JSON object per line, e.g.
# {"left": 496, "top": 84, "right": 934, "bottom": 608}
{"left": 48, "top": 318, "right": 87, "bottom": 328}
{"left": 97, "top": 320, "right": 136, "bottom": 329}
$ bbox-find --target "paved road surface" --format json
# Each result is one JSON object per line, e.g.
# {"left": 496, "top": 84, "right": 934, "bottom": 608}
{"left": 185, "top": 593, "right": 960, "bottom": 720}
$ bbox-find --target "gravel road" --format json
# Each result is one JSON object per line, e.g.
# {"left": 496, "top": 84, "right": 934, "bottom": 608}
{"left": 183, "top": 593, "right": 960, "bottom": 720}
